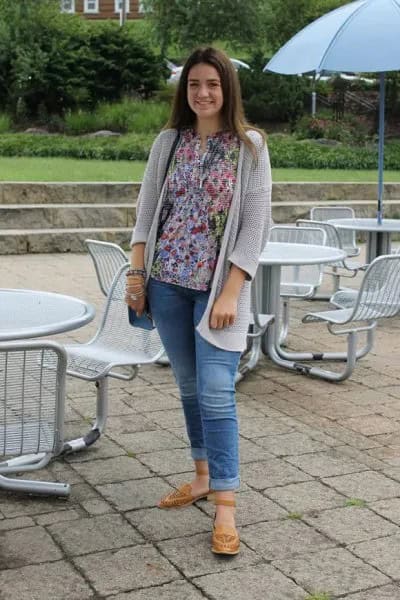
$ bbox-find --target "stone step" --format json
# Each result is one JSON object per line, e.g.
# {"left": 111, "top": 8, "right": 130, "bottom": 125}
{"left": 0, "top": 204, "right": 135, "bottom": 229}
{"left": 1, "top": 182, "right": 400, "bottom": 254}
{"left": 272, "top": 198, "right": 400, "bottom": 222}
{"left": 1, "top": 198, "right": 395, "bottom": 231}
{"left": 1, "top": 182, "right": 400, "bottom": 205}
{"left": 0, "top": 182, "right": 139, "bottom": 205}
{"left": 0, "top": 227, "right": 132, "bottom": 254}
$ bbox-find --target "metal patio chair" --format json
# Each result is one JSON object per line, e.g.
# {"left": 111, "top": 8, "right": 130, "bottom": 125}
{"left": 302, "top": 254, "right": 400, "bottom": 381}
{"left": 296, "top": 219, "right": 366, "bottom": 296}
{"left": 330, "top": 247, "right": 400, "bottom": 309}
{"left": 86, "top": 238, "right": 169, "bottom": 366}
{"left": 85, "top": 239, "right": 128, "bottom": 296}
{"left": 310, "top": 206, "right": 361, "bottom": 258}
{"left": 64, "top": 264, "right": 165, "bottom": 454}
{"left": 268, "top": 225, "right": 326, "bottom": 344}
{"left": 0, "top": 341, "right": 70, "bottom": 497}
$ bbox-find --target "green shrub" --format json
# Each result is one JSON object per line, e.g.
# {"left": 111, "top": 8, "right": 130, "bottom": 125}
{"left": 0, "top": 131, "right": 399, "bottom": 171}
{"left": 0, "top": 132, "right": 155, "bottom": 161}
{"left": 65, "top": 99, "right": 170, "bottom": 135}
{"left": 64, "top": 110, "right": 108, "bottom": 135}
{"left": 295, "top": 114, "right": 371, "bottom": 146}
{"left": 268, "top": 134, "right": 400, "bottom": 170}
{"left": 0, "top": 113, "right": 11, "bottom": 133}
{"left": 153, "top": 85, "right": 176, "bottom": 104}
{"left": 127, "top": 101, "right": 170, "bottom": 134}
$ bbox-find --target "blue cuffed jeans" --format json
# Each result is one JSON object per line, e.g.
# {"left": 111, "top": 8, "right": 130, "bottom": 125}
{"left": 147, "top": 277, "right": 241, "bottom": 491}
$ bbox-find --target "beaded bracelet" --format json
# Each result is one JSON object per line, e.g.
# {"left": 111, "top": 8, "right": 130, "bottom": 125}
{"left": 126, "top": 268, "right": 146, "bottom": 278}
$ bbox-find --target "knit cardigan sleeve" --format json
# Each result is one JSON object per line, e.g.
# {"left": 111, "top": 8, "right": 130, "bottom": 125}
{"left": 130, "top": 131, "right": 168, "bottom": 246}
{"left": 228, "top": 131, "right": 272, "bottom": 280}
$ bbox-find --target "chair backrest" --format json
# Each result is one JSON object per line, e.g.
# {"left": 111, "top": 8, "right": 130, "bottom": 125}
{"left": 310, "top": 206, "right": 359, "bottom": 256}
{"left": 297, "top": 219, "right": 345, "bottom": 267}
{"left": 352, "top": 255, "right": 400, "bottom": 321}
{"left": 268, "top": 225, "right": 326, "bottom": 292}
{"left": 296, "top": 220, "right": 340, "bottom": 248}
{"left": 92, "top": 264, "right": 163, "bottom": 363}
{"left": 0, "top": 341, "right": 66, "bottom": 457}
{"left": 86, "top": 239, "right": 128, "bottom": 296}
{"left": 269, "top": 225, "right": 326, "bottom": 246}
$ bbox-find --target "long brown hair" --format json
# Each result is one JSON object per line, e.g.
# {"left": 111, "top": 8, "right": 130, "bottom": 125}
{"left": 166, "top": 47, "right": 264, "bottom": 156}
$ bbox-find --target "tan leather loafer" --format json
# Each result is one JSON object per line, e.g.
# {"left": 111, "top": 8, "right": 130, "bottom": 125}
{"left": 209, "top": 495, "right": 240, "bottom": 555}
{"left": 158, "top": 483, "right": 210, "bottom": 509}
{"left": 211, "top": 523, "right": 240, "bottom": 555}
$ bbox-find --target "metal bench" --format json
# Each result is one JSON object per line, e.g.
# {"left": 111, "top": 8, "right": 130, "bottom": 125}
{"left": 302, "top": 254, "right": 400, "bottom": 381}
{"left": 86, "top": 239, "right": 128, "bottom": 296}
{"left": 64, "top": 264, "right": 165, "bottom": 454}
{"left": 268, "top": 225, "right": 326, "bottom": 344}
{"left": 0, "top": 341, "right": 70, "bottom": 497}
{"left": 310, "top": 206, "right": 361, "bottom": 257}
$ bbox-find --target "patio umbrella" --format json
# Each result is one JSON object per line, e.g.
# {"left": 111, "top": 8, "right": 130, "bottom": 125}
{"left": 264, "top": 0, "right": 400, "bottom": 224}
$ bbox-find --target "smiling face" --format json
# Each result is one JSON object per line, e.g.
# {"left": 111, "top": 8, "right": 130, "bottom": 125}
{"left": 187, "top": 63, "right": 224, "bottom": 128}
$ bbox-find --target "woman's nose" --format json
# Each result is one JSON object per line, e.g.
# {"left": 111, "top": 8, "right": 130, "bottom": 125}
{"left": 197, "top": 84, "right": 209, "bottom": 97}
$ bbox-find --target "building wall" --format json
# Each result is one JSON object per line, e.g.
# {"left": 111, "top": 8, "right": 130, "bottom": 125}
{"left": 66, "top": 0, "right": 143, "bottom": 20}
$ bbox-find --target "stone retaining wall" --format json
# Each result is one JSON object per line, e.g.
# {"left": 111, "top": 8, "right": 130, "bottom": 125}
{"left": 1, "top": 182, "right": 399, "bottom": 254}
{"left": 1, "top": 181, "right": 400, "bottom": 207}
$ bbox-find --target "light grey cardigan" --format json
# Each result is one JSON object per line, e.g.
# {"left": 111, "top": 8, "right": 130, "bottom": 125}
{"left": 131, "top": 128, "right": 272, "bottom": 352}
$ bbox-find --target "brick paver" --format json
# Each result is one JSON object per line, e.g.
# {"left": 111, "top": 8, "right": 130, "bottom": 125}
{"left": 1, "top": 251, "right": 400, "bottom": 599}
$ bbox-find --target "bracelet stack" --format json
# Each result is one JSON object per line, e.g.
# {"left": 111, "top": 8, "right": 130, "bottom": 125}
{"left": 126, "top": 268, "right": 146, "bottom": 278}
{"left": 126, "top": 267, "right": 146, "bottom": 301}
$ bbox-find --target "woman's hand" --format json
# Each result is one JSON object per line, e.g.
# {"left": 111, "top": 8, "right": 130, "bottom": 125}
{"left": 210, "top": 290, "right": 238, "bottom": 329}
{"left": 125, "top": 275, "right": 146, "bottom": 316}
{"left": 209, "top": 264, "right": 247, "bottom": 329}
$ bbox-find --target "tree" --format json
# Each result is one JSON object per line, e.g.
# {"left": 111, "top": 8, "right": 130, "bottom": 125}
{"left": 143, "top": 0, "right": 269, "bottom": 57}
{"left": 0, "top": 0, "right": 163, "bottom": 118}
{"left": 239, "top": 52, "right": 308, "bottom": 126}
{"left": 265, "top": 0, "right": 349, "bottom": 52}
{"left": 85, "top": 23, "right": 162, "bottom": 103}
{"left": 0, "top": 0, "right": 88, "bottom": 116}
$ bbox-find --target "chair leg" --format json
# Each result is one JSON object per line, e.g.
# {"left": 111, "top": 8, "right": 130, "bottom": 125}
{"left": 279, "top": 300, "right": 290, "bottom": 346}
{"left": 236, "top": 336, "right": 262, "bottom": 382}
{"left": 276, "top": 326, "right": 374, "bottom": 363}
{"left": 292, "top": 330, "right": 358, "bottom": 382}
{"left": 332, "top": 267, "right": 340, "bottom": 293}
{"left": 0, "top": 473, "right": 70, "bottom": 496}
{"left": 62, "top": 378, "right": 108, "bottom": 454}
{"left": 0, "top": 453, "right": 47, "bottom": 469}
{"left": 0, "top": 453, "right": 70, "bottom": 496}
{"left": 0, "top": 453, "right": 50, "bottom": 474}
{"left": 155, "top": 351, "right": 170, "bottom": 366}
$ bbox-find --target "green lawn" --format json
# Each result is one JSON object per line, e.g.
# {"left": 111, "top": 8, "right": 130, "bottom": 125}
{"left": 1, "top": 156, "right": 400, "bottom": 183}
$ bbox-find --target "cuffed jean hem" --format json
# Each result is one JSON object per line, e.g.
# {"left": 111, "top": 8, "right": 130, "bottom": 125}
{"left": 191, "top": 447, "right": 208, "bottom": 461}
{"left": 210, "top": 476, "right": 240, "bottom": 491}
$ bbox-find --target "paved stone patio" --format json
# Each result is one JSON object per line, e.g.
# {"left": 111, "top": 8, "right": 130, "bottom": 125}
{"left": 1, "top": 250, "right": 400, "bottom": 599}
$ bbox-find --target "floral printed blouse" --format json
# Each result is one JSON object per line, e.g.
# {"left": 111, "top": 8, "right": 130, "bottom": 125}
{"left": 151, "top": 128, "right": 240, "bottom": 291}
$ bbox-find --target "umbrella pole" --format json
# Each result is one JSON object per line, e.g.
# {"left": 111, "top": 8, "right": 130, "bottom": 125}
{"left": 377, "top": 72, "right": 385, "bottom": 225}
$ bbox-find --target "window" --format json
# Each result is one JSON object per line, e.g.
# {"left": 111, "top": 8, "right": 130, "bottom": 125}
{"left": 60, "top": 0, "right": 75, "bottom": 13}
{"left": 115, "top": 0, "right": 130, "bottom": 13}
{"left": 138, "top": 1, "right": 147, "bottom": 13}
{"left": 84, "top": 0, "right": 99, "bottom": 12}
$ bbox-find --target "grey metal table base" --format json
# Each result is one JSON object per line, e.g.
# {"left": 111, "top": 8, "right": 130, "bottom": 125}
{"left": 366, "top": 231, "right": 391, "bottom": 263}
{"left": 255, "top": 264, "right": 372, "bottom": 382}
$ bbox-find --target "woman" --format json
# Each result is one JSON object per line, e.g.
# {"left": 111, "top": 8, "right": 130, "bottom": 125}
{"left": 126, "top": 47, "right": 272, "bottom": 555}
